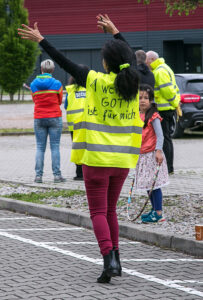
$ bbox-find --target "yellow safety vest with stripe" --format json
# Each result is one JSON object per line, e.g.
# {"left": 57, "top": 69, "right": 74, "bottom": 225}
{"left": 151, "top": 58, "right": 180, "bottom": 111}
{"left": 71, "top": 70, "right": 143, "bottom": 168}
{"left": 65, "top": 85, "right": 86, "bottom": 131}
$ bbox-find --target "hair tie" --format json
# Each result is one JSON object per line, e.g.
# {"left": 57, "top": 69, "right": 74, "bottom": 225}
{"left": 119, "top": 63, "right": 130, "bottom": 71}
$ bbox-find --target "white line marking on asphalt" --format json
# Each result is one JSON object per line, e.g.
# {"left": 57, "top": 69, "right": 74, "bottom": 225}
{"left": 0, "top": 227, "right": 84, "bottom": 231}
{"left": 128, "top": 241, "right": 141, "bottom": 244}
{"left": 167, "top": 280, "right": 203, "bottom": 285}
{"left": 121, "top": 267, "right": 203, "bottom": 297}
{"left": 42, "top": 241, "right": 141, "bottom": 245}
{"left": 0, "top": 231, "right": 203, "bottom": 298}
{"left": 122, "top": 258, "right": 203, "bottom": 262}
{"left": 0, "top": 217, "right": 35, "bottom": 221}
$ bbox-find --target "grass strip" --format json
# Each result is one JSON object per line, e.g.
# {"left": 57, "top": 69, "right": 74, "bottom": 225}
{"left": 4, "top": 189, "right": 85, "bottom": 204}
{"left": 0, "top": 128, "right": 34, "bottom": 133}
{"left": 0, "top": 128, "right": 69, "bottom": 134}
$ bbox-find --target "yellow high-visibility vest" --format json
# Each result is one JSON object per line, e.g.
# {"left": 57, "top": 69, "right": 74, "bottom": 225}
{"left": 71, "top": 70, "right": 143, "bottom": 168}
{"left": 65, "top": 85, "right": 86, "bottom": 131}
{"left": 151, "top": 58, "right": 180, "bottom": 111}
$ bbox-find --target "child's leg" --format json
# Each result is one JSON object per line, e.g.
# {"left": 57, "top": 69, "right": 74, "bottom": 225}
{"left": 141, "top": 191, "right": 154, "bottom": 219}
{"left": 142, "top": 188, "right": 164, "bottom": 223}
{"left": 151, "top": 188, "right": 162, "bottom": 215}
{"left": 147, "top": 190, "right": 155, "bottom": 210}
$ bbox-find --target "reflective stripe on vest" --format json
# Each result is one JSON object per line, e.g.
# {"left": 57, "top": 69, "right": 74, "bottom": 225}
{"left": 67, "top": 122, "right": 74, "bottom": 127}
{"left": 72, "top": 142, "right": 140, "bottom": 155}
{"left": 168, "top": 95, "right": 176, "bottom": 102}
{"left": 157, "top": 103, "right": 171, "bottom": 108}
{"left": 157, "top": 66, "right": 173, "bottom": 80}
{"left": 74, "top": 121, "right": 143, "bottom": 134}
{"left": 154, "top": 82, "right": 173, "bottom": 91}
{"left": 66, "top": 108, "right": 84, "bottom": 115}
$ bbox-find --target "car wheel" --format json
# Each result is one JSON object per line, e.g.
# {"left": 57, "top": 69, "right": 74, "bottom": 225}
{"left": 170, "top": 112, "right": 184, "bottom": 139}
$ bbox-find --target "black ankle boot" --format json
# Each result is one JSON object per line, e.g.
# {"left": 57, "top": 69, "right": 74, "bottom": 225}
{"left": 97, "top": 271, "right": 111, "bottom": 283}
{"left": 97, "top": 251, "right": 112, "bottom": 283}
{"left": 114, "top": 249, "right": 122, "bottom": 276}
{"left": 97, "top": 250, "right": 120, "bottom": 283}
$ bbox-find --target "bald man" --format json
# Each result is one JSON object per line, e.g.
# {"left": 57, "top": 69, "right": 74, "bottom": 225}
{"left": 146, "top": 51, "right": 180, "bottom": 174}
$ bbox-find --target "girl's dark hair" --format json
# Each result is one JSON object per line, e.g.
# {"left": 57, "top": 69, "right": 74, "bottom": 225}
{"left": 140, "top": 84, "right": 158, "bottom": 128}
{"left": 102, "top": 40, "right": 140, "bottom": 101}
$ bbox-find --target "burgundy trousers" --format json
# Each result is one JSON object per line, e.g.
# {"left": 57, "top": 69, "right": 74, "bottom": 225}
{"left": 82, "top": 165, "right": 129, "bottom": 256}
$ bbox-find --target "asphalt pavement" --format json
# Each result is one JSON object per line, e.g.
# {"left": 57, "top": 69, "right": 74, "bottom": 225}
{"left": 0, "top": 209, "right": 203, "bottom": 300}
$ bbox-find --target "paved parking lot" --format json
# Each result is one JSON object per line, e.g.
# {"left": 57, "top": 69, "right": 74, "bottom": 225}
{"left": 0, "top": 209, "right": 203, "bottom": 300}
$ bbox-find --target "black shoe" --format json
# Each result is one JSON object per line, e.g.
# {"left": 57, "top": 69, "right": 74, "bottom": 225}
{"left": 114, "top": 249, "right": 122, "bottom": 276}
{"left": 97, "top": 271, "right": 111, "bottom": 283}
{"left": 97, "top": 250, "right": 120, "bottom": 283}
{"left": 73, "top": 176, "right": 83, "bottom": 181}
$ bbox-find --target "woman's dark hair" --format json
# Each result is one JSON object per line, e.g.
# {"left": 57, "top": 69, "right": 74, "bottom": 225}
{"left": 102, "top": 40, "right": 140, "bottom": 101}
{"left": 140, "top": 84, "right": 158, "bottom": 128}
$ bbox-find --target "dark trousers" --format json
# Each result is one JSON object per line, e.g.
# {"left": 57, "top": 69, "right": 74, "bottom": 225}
{"left": 159, "top": 110, "right": 175, "bottom": 173}
{"left": 70, "top": 131, "right": 83, "bottom": 178}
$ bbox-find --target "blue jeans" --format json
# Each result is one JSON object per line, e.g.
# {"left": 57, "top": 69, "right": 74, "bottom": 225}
{"left": 34, "top": 117, "right": 63, "bottom": 177}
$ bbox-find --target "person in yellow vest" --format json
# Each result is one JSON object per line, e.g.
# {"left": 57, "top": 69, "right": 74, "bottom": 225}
{"left": 64, "top": 76, "right": 87, "bottom": 180}
{"left": 97, "top": 14, "right": 180, "bottom": 174}
{"left": 146, "top": 51, "right": 180, "bottom": 174}
{"left": 18, "top": 23, "right": 143, "bottom": 284}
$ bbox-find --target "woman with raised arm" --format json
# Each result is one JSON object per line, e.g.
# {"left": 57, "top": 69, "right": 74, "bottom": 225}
{"left": 18, "top": 23, "right": 143, "bottom": 284}
{"left": 97, "top": 14, "right": 155, "bottom": 88}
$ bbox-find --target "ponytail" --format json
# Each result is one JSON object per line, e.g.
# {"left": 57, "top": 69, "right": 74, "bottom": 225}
{"left": 115, "top": 67, "right": 140, "bottom": 101}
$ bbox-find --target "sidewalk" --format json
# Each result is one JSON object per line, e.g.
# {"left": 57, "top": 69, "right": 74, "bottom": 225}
{"left": 0, "top": 102, "right": 67, "bottom": 129}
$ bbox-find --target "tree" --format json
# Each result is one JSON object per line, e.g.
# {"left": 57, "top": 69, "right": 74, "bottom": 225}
{"left": 137, "top": 0, "right": 203, "bottom": 15}
{"left": 0, "top": 0, "right": 39, "bottom": 100}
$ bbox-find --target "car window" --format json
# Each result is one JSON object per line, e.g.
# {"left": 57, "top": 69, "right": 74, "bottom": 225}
{"left": 186, "top": 80, "right": 203, "bottom": 93}
{"left": 175, "top": 77, "right": 183, "bottom": 90}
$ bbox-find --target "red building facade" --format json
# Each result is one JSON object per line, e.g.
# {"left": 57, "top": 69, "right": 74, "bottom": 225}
{"left": 24, "top": 0, "right": 203, "bottom": 85}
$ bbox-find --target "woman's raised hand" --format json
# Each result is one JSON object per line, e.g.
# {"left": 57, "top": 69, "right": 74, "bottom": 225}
{"left": 96, "top": 14, "right": 119, "bottom": 35}
{"left": 18, "top": 22, "right": 44, "bottom": 43}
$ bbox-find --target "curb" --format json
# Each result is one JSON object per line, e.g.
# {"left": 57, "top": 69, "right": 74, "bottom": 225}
{"left": 0, "top": 132, "right": 35, "bottom": 136}
{"left": 0, "top": 197, "right": 202, "bottom": 258}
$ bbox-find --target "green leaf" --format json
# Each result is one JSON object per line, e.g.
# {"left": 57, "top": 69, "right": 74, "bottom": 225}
{"left": 137, "top": 0, "right": 200, "bottom": 15}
